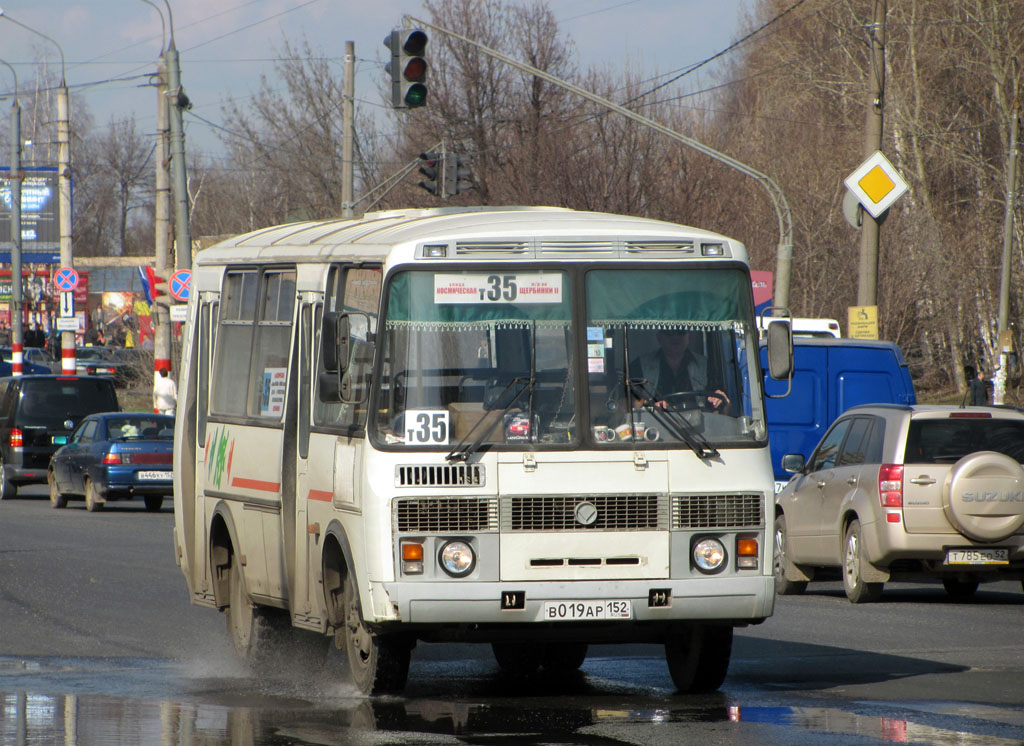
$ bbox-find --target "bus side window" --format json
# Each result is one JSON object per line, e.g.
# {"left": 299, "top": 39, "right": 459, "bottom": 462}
{"left": 314, "top": 265, "right": 381, "bottom": 430}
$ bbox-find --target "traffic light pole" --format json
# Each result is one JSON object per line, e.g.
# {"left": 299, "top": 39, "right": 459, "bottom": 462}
{"left": 405, "top": 15, "right": 794, "bottom": 309}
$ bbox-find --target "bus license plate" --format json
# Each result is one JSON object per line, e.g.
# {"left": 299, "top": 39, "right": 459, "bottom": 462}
{"left": 137, "top": 471, "right": 172, "bottom": 481}
{"left": 543, "top": 600, "right": 632, "bottom": 621}
{"left": 945, "top": 548, "right": 1009, "bottom": 565}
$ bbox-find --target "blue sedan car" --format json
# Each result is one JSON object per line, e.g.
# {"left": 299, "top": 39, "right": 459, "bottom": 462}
{"left": 48, "top": 413, "right": 175, "bottom": 512}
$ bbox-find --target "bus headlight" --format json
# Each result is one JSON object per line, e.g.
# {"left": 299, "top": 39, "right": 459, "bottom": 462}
{"left": 439, "top": 540, "right": 475, "bottom": 577}
{"left": 692, "top": 537, "right": 726, "bottom": 573}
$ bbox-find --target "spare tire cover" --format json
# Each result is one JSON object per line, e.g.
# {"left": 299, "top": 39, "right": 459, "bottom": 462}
{"left": 943, "top": 451, "right": 1024, "bottom": 542}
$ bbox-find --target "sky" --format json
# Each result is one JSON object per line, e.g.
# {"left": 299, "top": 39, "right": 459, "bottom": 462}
{"left": 0, "top": 0, "right": 752, "bottom": 159}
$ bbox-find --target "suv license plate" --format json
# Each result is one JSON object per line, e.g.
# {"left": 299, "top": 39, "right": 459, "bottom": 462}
{"left": 945, "top": 548, "right": 1009, "bottom": 565}
{"left": 542, "top": 600, "right": 632, "bottom": 621}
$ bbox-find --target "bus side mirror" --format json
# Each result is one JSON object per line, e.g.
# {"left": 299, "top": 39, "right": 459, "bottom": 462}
{"left": 321, "top": 312, "right": 350, "bottom": 374}
{"left": 766, "top": 320, "right": 793, "bottom": 380}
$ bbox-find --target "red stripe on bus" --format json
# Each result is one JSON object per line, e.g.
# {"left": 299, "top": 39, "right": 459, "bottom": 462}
{"left": 230, "top": 477, "right": 280, "bottom": 493}
{"left": 308, "top": 489, "right": 333, "bottom": 502}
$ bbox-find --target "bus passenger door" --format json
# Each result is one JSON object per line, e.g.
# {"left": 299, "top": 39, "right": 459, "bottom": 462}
{"left": 293, "top": 300, "right": 328, "bottom": 627}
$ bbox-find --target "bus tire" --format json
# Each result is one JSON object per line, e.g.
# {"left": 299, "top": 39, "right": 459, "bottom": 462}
{"left": 542, "top": 642, "right": 588, "bottom": 673}
{"left": 665, "top": 624, "right": 732, "bottom": 693}
{"left": 340, "top": 569, "right": 410, "bottom": 694}
{"left": 226, "top": 553, "right": 287, "bottom": 666}
{"left": 491, "top": 642, "right": 543, "bottom": 676}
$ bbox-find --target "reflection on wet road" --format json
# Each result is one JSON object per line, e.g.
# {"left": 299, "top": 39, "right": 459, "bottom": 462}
{"left": 2, "top": 653, "right": 1023, "bottom": 746}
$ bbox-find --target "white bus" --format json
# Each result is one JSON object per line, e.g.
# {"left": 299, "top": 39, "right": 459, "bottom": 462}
{"left": 172, "top": 206, "right": 793, "bottom": 694}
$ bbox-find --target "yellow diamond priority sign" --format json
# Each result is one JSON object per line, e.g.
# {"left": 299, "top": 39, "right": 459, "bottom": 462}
{"left": 844, "top": 151, "right": 908, "bottom": 219}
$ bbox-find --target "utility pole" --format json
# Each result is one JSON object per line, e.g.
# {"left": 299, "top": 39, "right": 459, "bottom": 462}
{"left": 856, "top": 0, "right": 887, "bottom": 308}
{"left": 342, "top": 41, "right": 355, "bottom": 218}
{"left": 994, "top": 101, "right": 1019, "bottom": 405}
{"left": 8, "top": 79, "right": 22, "bottom": 375}
{"left": 56, "top": 78, "right": 72, "bottom": 375}
{"left": 154, "top": 56, "right": 172, "bottom": 376}
{"left": 406, "top": 15, "right": 794, "bottom": 309}
{"left": 165, "top": 40, "right": 192, "bottom": 271}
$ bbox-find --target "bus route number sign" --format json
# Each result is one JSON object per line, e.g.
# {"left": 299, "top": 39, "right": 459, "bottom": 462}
{"left": 434, "top": 273, "right": 562, "bottom": 304}
{"left": 404, "top": 410, "right": 449, "bottom": 444}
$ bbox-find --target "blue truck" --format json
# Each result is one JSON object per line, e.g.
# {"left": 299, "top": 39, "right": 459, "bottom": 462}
{"left": 760, "top": 337, "right": 916, "bottom": 492}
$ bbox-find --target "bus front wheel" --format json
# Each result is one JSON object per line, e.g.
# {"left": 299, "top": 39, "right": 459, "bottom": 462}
{"left": 665, "top": 624, "right": 732, "bottom": 693}
{"left": 339, "top": 570, "right": 411, "bottom": 694}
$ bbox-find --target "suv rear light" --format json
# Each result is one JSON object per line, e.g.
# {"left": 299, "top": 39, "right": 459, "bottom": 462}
{"left": 9, "top": 428, "right": 22, "bottom": 448}
{"left": 879, "top": 463, "right": 903, "bottom": 510}
{"left": 102, "top": 452, "right": 123, "bottom": 465}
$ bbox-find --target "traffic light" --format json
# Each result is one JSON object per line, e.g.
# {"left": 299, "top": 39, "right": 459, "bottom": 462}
{"left": 384, "top": 28, "right": 428, "bottom": 109}
{"left": 444, "top": 152, "right": 473, "bottom": 197}
{"left": 418, "top": 151, "right": 441, "bottom": 195}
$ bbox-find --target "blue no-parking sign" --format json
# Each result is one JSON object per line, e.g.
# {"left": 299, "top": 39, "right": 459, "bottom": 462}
{"left": 169, "top": 269, "right": 192, "bottom": 302}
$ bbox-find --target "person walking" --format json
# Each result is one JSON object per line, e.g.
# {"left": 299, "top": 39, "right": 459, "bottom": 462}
{"left": 153, "top": 368, "right": 177, "bottom": 416}
{"left": 969, "top": 368, "right": 989, "bottom": 406}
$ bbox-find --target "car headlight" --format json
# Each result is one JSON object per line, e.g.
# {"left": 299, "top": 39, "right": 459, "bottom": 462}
{"left": 438, "top": 540, "right": 475, "bottom": 577}
{"left": 692, "top": 537, "right": 726, "bottom": 573}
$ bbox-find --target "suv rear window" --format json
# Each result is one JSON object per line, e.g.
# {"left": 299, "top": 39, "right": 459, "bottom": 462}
{"left": 905, "top": 418, "right": 1024, "bottom": 464}
{"left": 17, "top": 379, "right": 119, "bottom": 426}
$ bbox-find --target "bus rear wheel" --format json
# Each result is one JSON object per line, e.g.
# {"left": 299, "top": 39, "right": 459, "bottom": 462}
{"left": 665, "top": 624, "right": 733, "bottom": 693}
{"left": 226, "top": 554, "right": 288, "bottom": 666}
{"left": 339, "top": 570, "right": 410, "bottom": 694}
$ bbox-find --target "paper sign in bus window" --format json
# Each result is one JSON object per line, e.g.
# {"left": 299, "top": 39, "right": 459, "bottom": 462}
{"left": 261, "top": 368, "right": 287, "bottom": 416}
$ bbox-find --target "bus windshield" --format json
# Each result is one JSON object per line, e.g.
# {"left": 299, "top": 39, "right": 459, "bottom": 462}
{"left": 371, "top": 266, "right": 765, "bottom": 450}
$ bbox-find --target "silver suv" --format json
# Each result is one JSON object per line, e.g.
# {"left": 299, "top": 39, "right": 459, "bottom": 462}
{"left": 774, "top": 404, "right": 1024, "bottom": 602}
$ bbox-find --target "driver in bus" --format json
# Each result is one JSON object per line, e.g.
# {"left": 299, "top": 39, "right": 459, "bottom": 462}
{"left": 630, "top": 328, "right": 730, "bottom": 413}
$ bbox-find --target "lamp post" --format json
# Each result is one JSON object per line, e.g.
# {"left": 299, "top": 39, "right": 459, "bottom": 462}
{"left": 159, "top": 0, "right": 193, "bottom": 274}
{"left": 1, "top": 58, "right": 21, "bottom": 373}
{"left": 0, "top": 9, "right": 75, "bottom": 374}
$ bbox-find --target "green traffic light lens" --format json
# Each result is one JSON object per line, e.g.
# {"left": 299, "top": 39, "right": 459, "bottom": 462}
{"left": 405, "top": 84, "right": 427, "bottom": 107}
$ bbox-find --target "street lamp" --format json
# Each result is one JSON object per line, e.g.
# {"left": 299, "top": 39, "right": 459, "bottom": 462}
{"left": 0, "top": 8, "right": 75, "bottom": 374}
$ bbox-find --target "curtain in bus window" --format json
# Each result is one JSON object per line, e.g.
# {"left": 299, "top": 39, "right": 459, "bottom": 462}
{"left": 586, "top": 269, "right": 746, "bottom": 329}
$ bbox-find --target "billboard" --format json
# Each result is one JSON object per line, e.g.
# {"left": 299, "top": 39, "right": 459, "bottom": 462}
{"left": 0, "top": 167, "right": 61, "bottom": 262}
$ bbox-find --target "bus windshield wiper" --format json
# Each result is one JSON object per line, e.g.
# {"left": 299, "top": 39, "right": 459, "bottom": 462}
{"left": 446, "top": 376, "right": 534, "bottom": 463}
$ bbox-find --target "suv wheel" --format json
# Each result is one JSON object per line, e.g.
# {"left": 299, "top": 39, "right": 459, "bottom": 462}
{"left": 843, "top": 520, "right": 883, "bottom": 603}
{"left": 942, "top": 578, "right": 979, "bottom": 600}
{"left": 773, "top": 515, "right": 808, "bottom": 595}
{"left": 0, "top": 460, "right": 16, "bottom": 500}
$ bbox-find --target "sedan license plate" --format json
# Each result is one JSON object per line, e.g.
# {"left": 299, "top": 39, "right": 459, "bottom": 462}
{"left": 945, "top": 548, "right": 1009, "bottom": 565}
{"left": 137, "top": 470, "right": 172, "bottom": 481}
{"left": 542, "top": 600, "right": 632, "bottom": 621}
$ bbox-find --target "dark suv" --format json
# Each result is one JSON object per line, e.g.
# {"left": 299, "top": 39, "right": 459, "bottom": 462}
{"left": 0, "top": 375, "right": 120, "bottom": 499}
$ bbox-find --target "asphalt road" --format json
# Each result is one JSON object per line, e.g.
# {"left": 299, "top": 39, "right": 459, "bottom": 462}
{"left": 2, "top": 487, "right": 1023, "bottom": 745}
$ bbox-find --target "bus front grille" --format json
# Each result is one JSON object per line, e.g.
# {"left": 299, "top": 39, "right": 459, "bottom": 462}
{"left": 672, "top": 494, "right": 764, "bottom": 529}
{"left": 395, "top": 497, "right": 499, "bottom": 533}
{"left": 395, "top": 464, "right": 485, "bottom": 487}
{"left": 503, "top": 495, "right": 665, "bottom": 531}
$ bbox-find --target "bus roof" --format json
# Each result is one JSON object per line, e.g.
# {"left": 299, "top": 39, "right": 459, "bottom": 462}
{"left": 195, "top": 206, "right": 746, "bottom": 265}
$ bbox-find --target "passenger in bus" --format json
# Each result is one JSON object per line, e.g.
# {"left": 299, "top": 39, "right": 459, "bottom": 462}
{"left": 629, "top": 329, "right": 730, "bottom": 413}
